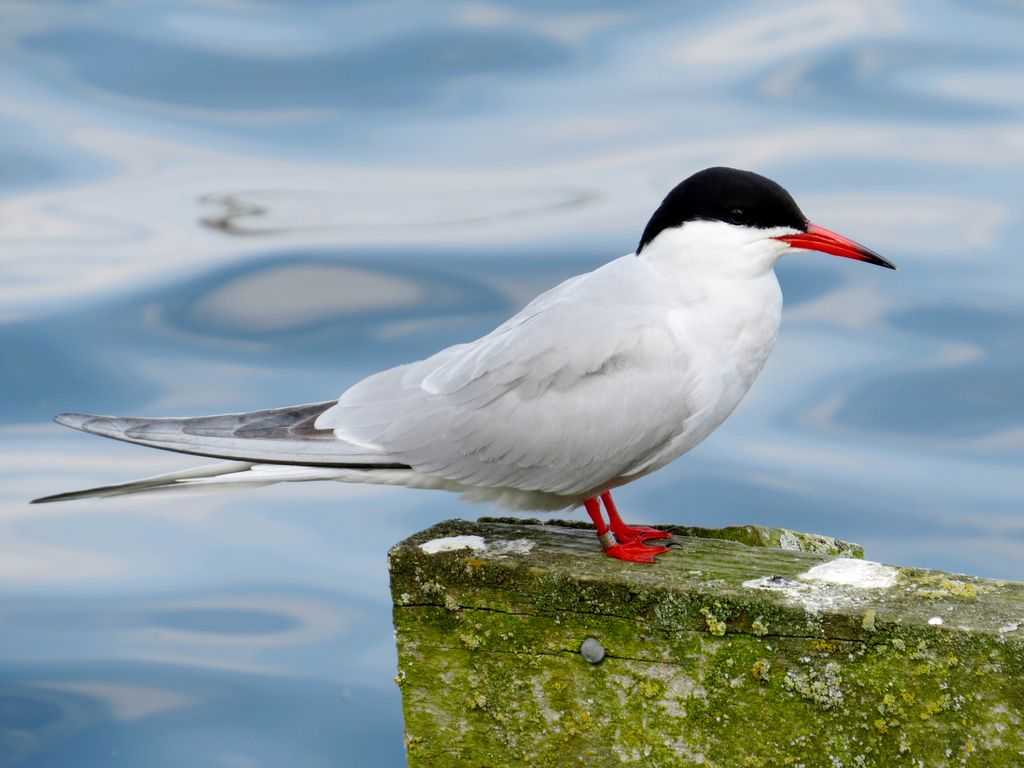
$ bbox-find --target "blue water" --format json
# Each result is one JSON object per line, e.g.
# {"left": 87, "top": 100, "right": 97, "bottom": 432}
{"left": 2, "top": 0, "right": 1024, "bottom": 764}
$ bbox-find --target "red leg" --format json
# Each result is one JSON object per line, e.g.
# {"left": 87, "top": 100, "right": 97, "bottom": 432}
{"left": 584, "top": 495, "right": 671, "bottom": 564}
{"left": 602, "top": 492, "right": 672, "bottom": 543}
{"left": 584, "top": 497, "right": 611, "bottom": 537}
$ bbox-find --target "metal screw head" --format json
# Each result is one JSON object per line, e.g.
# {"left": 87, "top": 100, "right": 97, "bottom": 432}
{"left": 580, "top": 637, "right": 606, "bottom": 664}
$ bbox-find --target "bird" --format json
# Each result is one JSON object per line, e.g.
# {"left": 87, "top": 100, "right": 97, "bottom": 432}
{"left": 33, "top": 167, "right": 896, "bottom": 563}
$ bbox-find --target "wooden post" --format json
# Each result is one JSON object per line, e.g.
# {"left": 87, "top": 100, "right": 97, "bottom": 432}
{"left": 389, "top": 518, "right": 1024, "bottom": 767}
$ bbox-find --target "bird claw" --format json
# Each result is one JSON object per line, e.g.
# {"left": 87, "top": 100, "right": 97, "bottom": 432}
{"left": 602, "top": 539, "right": 672, "bottom": 564}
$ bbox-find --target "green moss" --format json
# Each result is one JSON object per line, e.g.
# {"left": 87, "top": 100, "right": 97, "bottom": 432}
{"left": 474, "top": 517, "right": 864, "bottom": 558}
{"left": 861, "top": 609, "right": 876, "bottom": 632}
{"left": 915, "top": 577, "right": 990, "bottom": 599}
{"left": 751, "top": 658, "right": 771, "bottom": 681}
{"left": 392, "top": 520, "right": 1024, "bottom": 767}
{"left": 700, "top": 606, "right": 728, "bottom": 636}
{"left": 396, "top": 604, "right": 1024, "bottom": 766}
{"left": 660, "top": 524, "right": 864, "bottom": 559}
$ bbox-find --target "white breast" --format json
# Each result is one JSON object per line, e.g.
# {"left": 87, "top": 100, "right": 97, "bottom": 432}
{"left": 615, "top": 224, "right": 786, "bottom": 478}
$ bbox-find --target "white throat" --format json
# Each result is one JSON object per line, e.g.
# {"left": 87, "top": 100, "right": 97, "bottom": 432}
{"left": 637, "top": 219, "right": 798, "bottom": 281}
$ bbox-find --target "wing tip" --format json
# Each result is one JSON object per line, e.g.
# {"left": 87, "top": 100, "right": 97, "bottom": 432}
{"left": 54, "top": 413, "right": 128, "bottom": 439}
{"left": 54, "top": 413, "right": 95, "bottom": 430}
{"left": 30, "top": 490, "right": 76, "bottom": 504}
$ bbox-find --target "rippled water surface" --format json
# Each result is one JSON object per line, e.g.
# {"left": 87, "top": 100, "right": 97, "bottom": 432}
{"left": 3, "top": 0, "right": 1024, "bottom": 764}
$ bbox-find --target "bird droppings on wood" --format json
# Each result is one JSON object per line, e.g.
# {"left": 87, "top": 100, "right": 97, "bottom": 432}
{"left": 419, "top": 534, "right": 535, "bottom": 557}
{"left": 391, "top": 519, "right": 1024, "bottom": 767}
{"left": 801, "top": 559, "right": 899, "bottom": 589}
{"left": 419, "top": 535, "right": 487, "bottom": 554}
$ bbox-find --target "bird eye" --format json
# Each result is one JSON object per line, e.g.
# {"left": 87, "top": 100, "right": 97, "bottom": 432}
{"left": 728, "top": 208, "right": 746, "bottom": 225}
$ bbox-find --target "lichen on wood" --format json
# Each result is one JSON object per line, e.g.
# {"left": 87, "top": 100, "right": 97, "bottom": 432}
{"left": 390, "top": 519, "right": 1024, "bottom": 767}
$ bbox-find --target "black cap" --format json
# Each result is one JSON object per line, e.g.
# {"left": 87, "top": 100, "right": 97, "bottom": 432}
{"left": 638, "top": 167, "right": 808, "bottom": 254}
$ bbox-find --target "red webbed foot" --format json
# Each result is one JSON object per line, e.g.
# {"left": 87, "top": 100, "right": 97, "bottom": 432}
{"left": 584, "top": 493, "right": 673, "bottom": 564}
{"left": 603, "top": 539, "right": 672, "bottom": 564}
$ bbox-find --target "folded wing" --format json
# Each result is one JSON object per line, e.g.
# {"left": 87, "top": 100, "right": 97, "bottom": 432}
{"left": 317, "top": 261, "right": 700, "bottom": 496}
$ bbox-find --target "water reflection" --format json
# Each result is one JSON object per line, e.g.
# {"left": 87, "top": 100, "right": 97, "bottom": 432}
{"left": 678, "top": 1, "right": 906, "bottom": 66}
{"left": 0, "top": 588, "right": 404, "bottom": 766}
{"left": 3, "top": 0, "right": 1024, "bottom": 766}
{"left": 165, "top": 253, "right": 514, "bottom": 354}
{"left": 0, "top": 150, "right": 61, "bottom": 193}
{"left": 194, "top": 265, "right": 427, "bottom": 331}
{"left": 151, "top": 608, "right": 300, "bottom": 635}
{"left": 755, "top": 44, "right": 1015, "bottom": 120}
{"left": 25, "top": 26, "right": 570, "bottom": 110}
{"left": 840, "top": 363, "right": 1024, "bottom": 441}
{"left": 200, "top": 187, "right": 597, "bottom": 234}
{"left": 0, "top": 669, "right": 404, "bottom": 768}
{"left": 836, "top": 304, "right": 1024, "bottom": 444}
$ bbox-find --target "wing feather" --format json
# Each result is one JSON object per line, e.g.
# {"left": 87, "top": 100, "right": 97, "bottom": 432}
{"left": 315, "top": 257, "right": 702, "bottom": 496}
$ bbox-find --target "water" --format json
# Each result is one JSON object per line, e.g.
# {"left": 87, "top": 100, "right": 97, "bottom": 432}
{"left": 2, "top": 0, "right": 1024, "bottom": 763}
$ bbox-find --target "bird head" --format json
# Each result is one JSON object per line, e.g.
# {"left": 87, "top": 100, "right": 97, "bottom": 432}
{"left": 637, "top": 167, "right": 897, "bottom": 276}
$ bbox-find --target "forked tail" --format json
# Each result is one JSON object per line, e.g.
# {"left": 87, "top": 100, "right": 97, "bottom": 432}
{"left": 36, "top": 400, "right": 412, "bottom": 503}
{"left": 31, "top": 461, "right": 355, "bottom": 503}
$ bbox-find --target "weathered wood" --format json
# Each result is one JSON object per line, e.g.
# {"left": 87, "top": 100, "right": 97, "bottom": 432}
{"left": 390, "top": 519, "right": 1024, "bottom": 767}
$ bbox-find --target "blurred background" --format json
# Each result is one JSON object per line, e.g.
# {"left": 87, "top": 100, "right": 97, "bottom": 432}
{"left": 1, "top": 0, "right": 1023, "bottom": 764}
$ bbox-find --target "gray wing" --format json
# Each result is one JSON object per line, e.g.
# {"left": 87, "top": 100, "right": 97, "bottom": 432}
{"left": 54, "top": 401, "right": 410, "bottom": 468}
{"left": 316, "top": 260, "right": 699, "bottom": 496}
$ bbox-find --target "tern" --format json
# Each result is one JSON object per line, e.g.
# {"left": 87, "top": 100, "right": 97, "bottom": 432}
{"left": 34, "top": 167, "right": 896, "bottom": 563}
